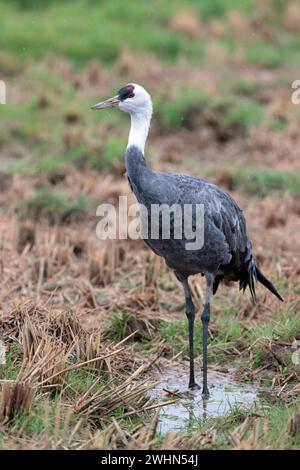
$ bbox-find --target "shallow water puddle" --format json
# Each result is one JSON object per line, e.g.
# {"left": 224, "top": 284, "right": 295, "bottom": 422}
{"left": 150, "top": 364, "right": 258, "bottom": 434}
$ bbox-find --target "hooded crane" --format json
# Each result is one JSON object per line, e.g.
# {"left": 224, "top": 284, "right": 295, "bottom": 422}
{"left": 92, "top": 83, "right": 283, "bottom": 397}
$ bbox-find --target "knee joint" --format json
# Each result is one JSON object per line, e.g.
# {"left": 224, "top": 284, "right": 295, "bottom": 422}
{"left": 185, "top": 298, "right": 195, "bottom": 320}
{"left": 201, "top": 303, "right": 210, "bottom": 323}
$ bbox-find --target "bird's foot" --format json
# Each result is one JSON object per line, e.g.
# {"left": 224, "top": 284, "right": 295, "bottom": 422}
{"left": 189, "top": 382, "right": 200, "bottom": 390}
{"left": 202, "top": 387, "right": 210, "bottom": 399}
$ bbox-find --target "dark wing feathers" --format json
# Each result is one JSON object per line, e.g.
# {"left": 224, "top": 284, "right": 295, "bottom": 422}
{"left": 165, "top": 174, "right": 283, "bottom": 302}
{"left": 125, "top": 147, "right": 283, "bottom": 302}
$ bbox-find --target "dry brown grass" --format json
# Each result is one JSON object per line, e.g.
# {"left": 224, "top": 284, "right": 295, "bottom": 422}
{"left": 0, "top": 142, "right": 299, "bottom": 448}
{"left": 0, "top": 381, "right": 35, "bottom": 424}
{"left": 0, "top": 301, "right": 177, "bottom": 448}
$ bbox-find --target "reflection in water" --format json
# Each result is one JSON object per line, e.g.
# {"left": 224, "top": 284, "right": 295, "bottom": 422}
{"left": 150, "top": 364, "right": 257, "bottom": 434}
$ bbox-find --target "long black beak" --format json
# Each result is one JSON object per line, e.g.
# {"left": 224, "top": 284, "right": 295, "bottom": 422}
{"left": 91, "top": 95, "right": 120, "bottom": 110}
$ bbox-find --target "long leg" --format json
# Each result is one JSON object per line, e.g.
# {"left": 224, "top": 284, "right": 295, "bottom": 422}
{"left": 201, "top": 276, "right": 212, "bottom": 397}
{"left": 175, "top": 272, "right": 197, "bottom": 389}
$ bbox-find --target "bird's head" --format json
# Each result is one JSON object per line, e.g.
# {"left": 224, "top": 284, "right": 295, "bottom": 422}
{"left": 91, "top": 83, "right": 152, "bottom": 116}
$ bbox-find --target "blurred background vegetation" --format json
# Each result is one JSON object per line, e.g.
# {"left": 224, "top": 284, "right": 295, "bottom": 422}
{"left": 1, "top": 0, "right": 300, "bottom": 199}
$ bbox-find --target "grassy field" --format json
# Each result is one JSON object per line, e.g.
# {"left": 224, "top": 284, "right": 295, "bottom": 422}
{"left": 0, "top": 0, "right": 300, "bottom": 450}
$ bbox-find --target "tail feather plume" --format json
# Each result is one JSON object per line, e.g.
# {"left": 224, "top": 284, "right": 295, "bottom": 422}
{"left": 240, "top": 258, "right": 284, "bottom": 303}
{"left": 255, "top": 265, "right": 284, "bottom": 302}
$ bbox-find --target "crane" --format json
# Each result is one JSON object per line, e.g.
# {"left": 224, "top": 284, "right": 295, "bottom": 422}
{"left": 92, "top": 83, "right": 283, "bottom": 397}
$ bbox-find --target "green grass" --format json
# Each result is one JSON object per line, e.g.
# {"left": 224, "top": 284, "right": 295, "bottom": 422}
{"left": 246, "top": 42, "right": 285, "bottom": 69}
{"left": 151, "top": 398, "right": 300, "bottom": 449}
{"left": 0, "top": 59, "right": 128, "bottom": 175}
{"left": 160, "top": 313, "right": 245, "bottom": 361}
{"left": 34, "top": 155, "right": 67, "bottom": 174}
{"left": 159, "top": 303, "right": 299, "bottom": 369}
{"left": 0, "top": 346, "right": 22, "bottom": 381}
{"left": 66, "top": 368, "right": 102, "bottom": 395}
{"left": 233, "top": 168, "right": 300, "bottom": 196}
{"left": 0, "top": 0, "right": 254, "bottom": 68}
{"left": 223, "top": 100, "right": 264, "bottom": 131}
{"left": 158, "top": 90, "right": 210, "bottom": 128}
{"left": 11, "top": 401, "right": 55, "bottom": 438}
{"left": 249, "top": 315, "right": 300, "bottom": 344}
{"left": 262, "top": 403, "right": 300, "bottom": 449}
{"left": 7, "top": 0, "right": 252, "bottom": 19}
{"left": 91, "top": 136, "right": 125, "bottom": 173}
{"left": 109, "top": 311, "right": 136, "bottom": 342}
{"left": 211, "top": 401, "right": 300, "bottom": 449}
{"left": 1, "top": 0, "right": 298, "bottom": 69}
{"left": 233, "top": 79, "right": 258, "bottom": 97}
{"left": 245, "top": 308, "right": 300, "bottom": 372}
{"left": 3, "top": 397, "right": 80, "bottom": 444}
{"left": 0, "top": 1, "right": 299, "bottom": 180}
{"left": 0, "top": 1, "right": 204, "bottom": 65}
{"left": 158, "top": 91, "right": 265, "bottom": 133}
{"left": 0, "top": 65, "right": 81, "bottom": 153}
{"left": 22, "top": 188, "right": 93, "bottom": 223}
{"left": 107, "top": 310, "right": 156, "bottom": 343}
{"left": 247, "top": 312, "right": 300, "bottom": 371}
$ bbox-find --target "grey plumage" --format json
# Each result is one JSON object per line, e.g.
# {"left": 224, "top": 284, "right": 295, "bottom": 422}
{"left": 125, "top": 144, "right": 283, "bottom": 396}
{"left": 125, "top": 145, "right": 283, "bottom": 302}
{"left": 92, "top": 83, "right": 283, "bottom": 397}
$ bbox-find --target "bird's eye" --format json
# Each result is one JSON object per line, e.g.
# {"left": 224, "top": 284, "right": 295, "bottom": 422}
{"left": 128, "top": 93, "right": 134, "bottom": 98}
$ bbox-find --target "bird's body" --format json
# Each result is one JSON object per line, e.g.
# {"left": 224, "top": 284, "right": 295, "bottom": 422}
{"left": 125, "top": 144, "right": 279, "bottom": 301}
{"left": 126, "top": 144, "right": 243, "bottom": 276}
{"left": 92, "top": 83, "right": 283, "bottom": 396}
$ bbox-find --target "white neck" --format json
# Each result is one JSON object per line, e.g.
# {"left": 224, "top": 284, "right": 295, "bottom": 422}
{"left": 127, "top": 109, "right": 152, "bottom": 154}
